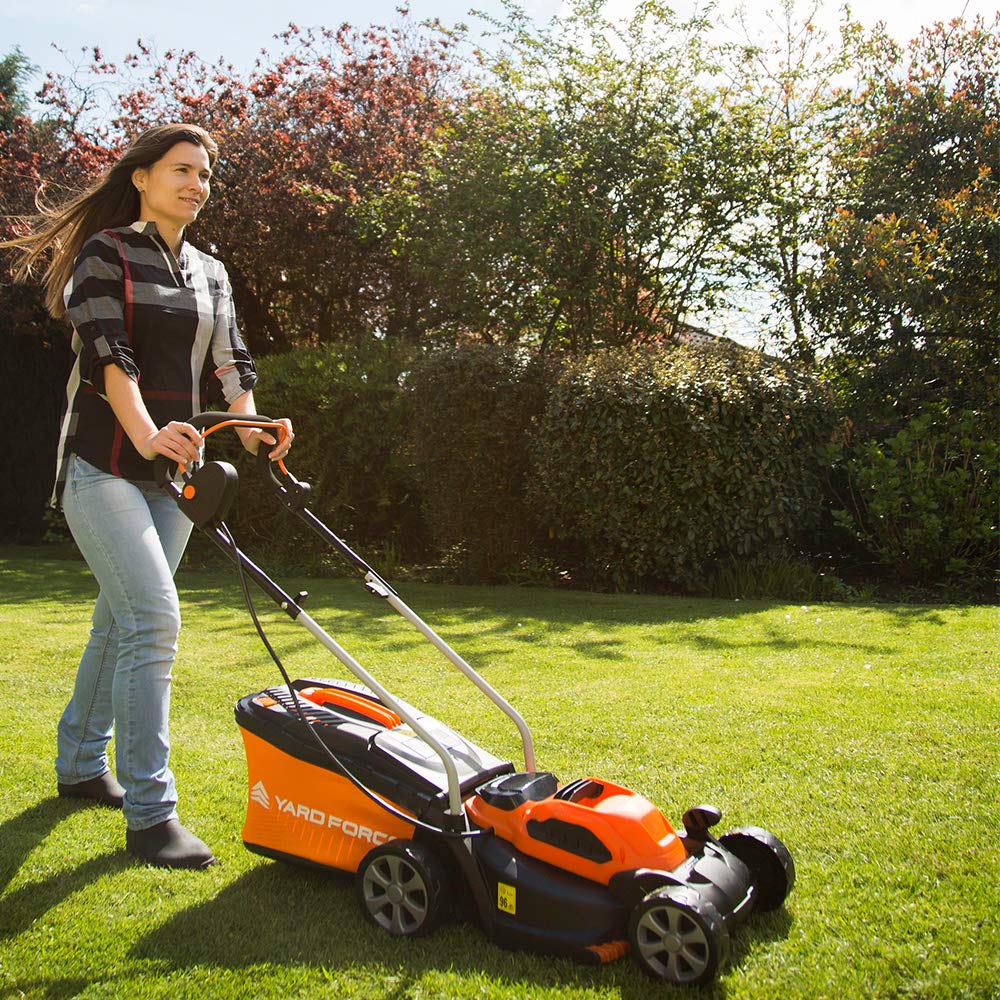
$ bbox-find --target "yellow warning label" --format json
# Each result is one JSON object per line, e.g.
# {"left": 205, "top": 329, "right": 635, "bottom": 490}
{"left": 497, "top": 882, "right": 517, "bottom": 915}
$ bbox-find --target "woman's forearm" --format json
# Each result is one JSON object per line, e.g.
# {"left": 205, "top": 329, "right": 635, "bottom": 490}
{"left": 104, "top": 364, "right": 201, "bottom": 464}
{"left": 104, "top": 364, "right": 159, "bottom": 457}
{"left": 227, "top": 389, "right": 294, "bottom": 459}
{"left": 227, "top": 390, "right": 260, "bottom": 451}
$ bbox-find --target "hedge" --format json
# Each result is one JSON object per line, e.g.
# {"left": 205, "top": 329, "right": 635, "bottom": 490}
{"left": 400, "top": 342, "right": 835, "bottom": 590}
{"left": 0, "top": 321, "right": 74, "bottom": 542}
{"left": 404, "top": 344, "right": 553, "bottom": 583}
{"left": 832, "top": 402, "right": 998, "bottom": 591}
{"left": 531, "top": 346, "right": 835, "bottom": 589}
{"left": 204, "top": 341, "right": 425, "bottom": 574}
{"left": 18, "top": 332, "right": 993, "bottom": 598}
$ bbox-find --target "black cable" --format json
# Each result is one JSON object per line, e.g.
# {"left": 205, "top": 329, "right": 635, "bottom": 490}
{"left": 218, "top": 520, "right": 484, "bottom": 841}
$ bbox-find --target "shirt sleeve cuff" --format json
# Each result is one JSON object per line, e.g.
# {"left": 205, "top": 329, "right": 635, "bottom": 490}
{"left": 215, "top": 363, "right": 258, "bottom": 404}
{"left": 87, "top": 355, "right": 141, "bottom": 396}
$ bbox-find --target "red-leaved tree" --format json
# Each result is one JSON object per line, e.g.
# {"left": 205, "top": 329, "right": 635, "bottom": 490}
{"left": 31, "top": 17, "right": 461, "bottom": 353}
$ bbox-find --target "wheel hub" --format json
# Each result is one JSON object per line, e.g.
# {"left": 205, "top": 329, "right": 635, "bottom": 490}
{"left": 664, "top": 932, "right": 683, "bottom": 954}
{"left": 387, "top": 884, "right": 404, "bottom": 904}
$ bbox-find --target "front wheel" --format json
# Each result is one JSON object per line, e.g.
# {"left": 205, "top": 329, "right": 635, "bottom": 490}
{"left": 718, "top": 826, "right": 795, "bottom": 912}
{"left": 628, "top": 886, "right": 729, "bottom": 986}
{"left": 355, "top": 840, "right": 449, "bottom": 937}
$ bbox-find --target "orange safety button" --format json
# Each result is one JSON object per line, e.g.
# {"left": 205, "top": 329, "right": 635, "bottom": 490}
{"left": 183, "top": 484, "right": 196, "bottom": 499}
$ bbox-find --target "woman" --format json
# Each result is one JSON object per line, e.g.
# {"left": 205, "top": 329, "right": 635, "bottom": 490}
{"left": 4, "top": 123, "right": 293, "bottom": 869}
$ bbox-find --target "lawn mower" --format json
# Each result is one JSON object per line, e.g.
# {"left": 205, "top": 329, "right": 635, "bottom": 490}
{"left": 156, "top": 412, "right": 794, "bottom": 987}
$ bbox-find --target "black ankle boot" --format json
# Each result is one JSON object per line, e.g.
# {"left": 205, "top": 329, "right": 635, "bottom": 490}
{"left": 57, "top": 772, "right": 125, "bottom": 808}
{"left": 126, "top": 820, "right": 216, "bottom": 869}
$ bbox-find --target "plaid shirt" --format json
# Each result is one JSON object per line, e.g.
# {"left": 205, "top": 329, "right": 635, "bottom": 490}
{"left": 52, "top": 221, "right": 257, "bottom": 502}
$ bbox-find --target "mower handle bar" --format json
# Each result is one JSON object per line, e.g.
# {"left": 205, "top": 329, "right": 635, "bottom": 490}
{"left": 153, "top": 411, "right": 286, "bottom": 487}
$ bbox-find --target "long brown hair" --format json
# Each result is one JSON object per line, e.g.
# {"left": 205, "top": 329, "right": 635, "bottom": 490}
{"left": 3, "top": 123, "right": 218, "bottom": 320}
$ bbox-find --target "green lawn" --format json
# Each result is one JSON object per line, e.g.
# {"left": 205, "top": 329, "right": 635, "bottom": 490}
{"left": 1, "top": 545, "right": 997, "bottom": 999}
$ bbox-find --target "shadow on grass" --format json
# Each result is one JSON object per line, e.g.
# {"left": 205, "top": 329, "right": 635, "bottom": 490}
{"left": 0, "top": 550, "right": 94, "bottom": 605}
{"left": 0, "top": 976, "right": 94, "bottom": 1000}
{"left": 683, "top": 626, "right": 897, "bottom": 657}
{"left": 1, "top": 797, "right": 80, "bottom": 895}
{"left": 5, "top": 547, "right": 972, "bottom": 644}
{"left": 0, "top": 849, "right": 128, "bottom": 941}
{"left": 0, "top": 797, "right": 129, "bottom": 941}
{"left": 127, "top": 859, "right": 792, "bottom": 999}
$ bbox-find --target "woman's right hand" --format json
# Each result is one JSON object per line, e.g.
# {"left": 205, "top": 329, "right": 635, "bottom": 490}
{"left": 137, "top": 421, "right": 203, "bottom": 464}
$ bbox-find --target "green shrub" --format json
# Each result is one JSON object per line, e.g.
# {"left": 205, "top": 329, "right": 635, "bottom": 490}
{"left": 0, "top": 305, "right": 74, "bottom": 543}
{"left": 531, "top": 345, "right": 835, "bottom": 589}
{"left": 700, "top": 554, "right": 849, "bottom": 601}
{"left": 215, "top": 341, "right": 424, "bottom": 574}
{"left": 404, "top": 344, "right": 553, "bottom": 583}
{"left": 833, "top": 403, "right": 998, "bottom": 589}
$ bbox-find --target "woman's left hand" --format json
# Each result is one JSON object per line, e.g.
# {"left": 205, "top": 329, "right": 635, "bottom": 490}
{"left": 244, "top": 418, "right": 294, "bottom": 460}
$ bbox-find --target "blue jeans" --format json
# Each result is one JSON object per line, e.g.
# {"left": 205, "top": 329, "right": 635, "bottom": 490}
{"left": 57, "top": 453, "right": 194, "bottom": 830}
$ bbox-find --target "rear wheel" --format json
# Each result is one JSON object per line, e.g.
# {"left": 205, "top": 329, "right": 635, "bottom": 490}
{"left": 628, "top": 886, "right": 728, "bottom": 985}
{"left": 356, "top": 840, "right": 448, "bottom": 937}
{"left": 718, "top": 826, "right": 795, "bottom": 912}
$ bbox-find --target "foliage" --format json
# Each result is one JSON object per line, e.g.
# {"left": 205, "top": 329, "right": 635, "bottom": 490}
{"left": 722, "top": 2, "right": 862, "bottom": 357}
{"left": 0, "top": 60, "right": 66, "bottom": 297}
{"left": 216, "top": 341, "right": 424, "bottom": 572}
{"left": 3, "top": 7, "right": 997, "bottom": 599}
{"left": 699, "top": 552, "right": 847, "bottom": 601}
{"left": 404, "top": 344, "right": 553, "bottom": 582}
{"left": 376, "top": 0, "right": 765, "bottom": 351}
{"left": 10, "top": 9, "right": 996, "bottom": 370}
{"left": 831, "top": 403, "right": 998, "bottom": 589}
{"left": 0, "top": 330, "right": 74, "bottom": 541}
{"left": 809, "top": 15, "right": 1000, "bottom": 417}
{"left": 0, "top": 64, "right": 78, "bottom": 541}
{"left": 532, "top": 344, "right": 835, "bottom": 590}
{"left": 27, "top": 18, "right": 461, "bottom": 354}
{"left": 0, "top": 47, "right": 36, "bottom": 129}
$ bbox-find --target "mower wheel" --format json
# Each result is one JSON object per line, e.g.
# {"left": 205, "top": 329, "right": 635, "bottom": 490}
{"left": 356, "top": 840, "right": 449, "bottom": 937}
{"left": 628, "top": 885, "right": 729, "bottom": 986}
{"left": 718, "top": 826, "right": 795, "bottom": 912}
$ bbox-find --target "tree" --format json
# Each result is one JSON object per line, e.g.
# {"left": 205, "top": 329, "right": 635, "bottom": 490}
{"left": 30, "top": 17, "right": 461, "bottom": 353}
{"left": 370, "top": 0, "right": 765, "bottom": 351}
{"left": 0, "top": 49, "right": 79, "bottom": 542}
{"left": 0, "top": 20, "right": 460, "bottom": 544}
{"left": 807, "top": 14, "right": 999, "bottom": 419}
{"left": 798, "top": 14, "right": 999, "bottom": 592}
{"left": 1, "top": 47, "right": 46, "bottom": 242}
{"left": 0, "top": 47, "right": 35, "bottom": 130}
{"left": 722, "top": 1, "right": 862, "bottom": 360}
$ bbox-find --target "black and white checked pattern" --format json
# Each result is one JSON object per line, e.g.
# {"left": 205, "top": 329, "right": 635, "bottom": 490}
{"left": 52, "top": 221, "right": 257, "bottom": 502}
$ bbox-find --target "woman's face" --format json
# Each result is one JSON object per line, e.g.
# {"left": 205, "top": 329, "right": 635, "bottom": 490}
{"left": 132, "top": 141, "right": 212, "bottom": 233}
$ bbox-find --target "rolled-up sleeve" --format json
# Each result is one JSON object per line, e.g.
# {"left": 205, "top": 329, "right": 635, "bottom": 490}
{"left": 64, "top": 234, "right": 139, "bottom": 396}
{"left": 210, "top": 265, "right": 257, "bottom": 404}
